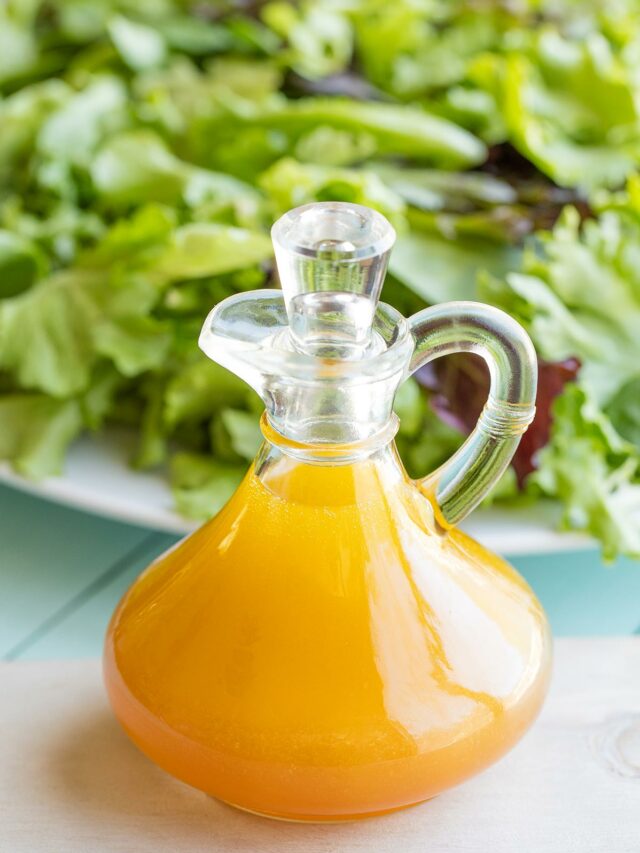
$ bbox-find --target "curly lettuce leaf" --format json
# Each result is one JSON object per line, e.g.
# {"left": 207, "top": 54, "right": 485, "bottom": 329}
{"left": 480, "top": 204, "right": 640, "bottom": 404}
{"left": 477, "top": 187, "right": 640, "bottom": 554}
{"left": 352, "top": 1, "right": 503, "bottom": 99}
{"left": 606, "top": 377, "right": 640, "bottom": 449}
{"left": 534, "top": 385, "right": 640, "bottom": 559}
{"left": 488, "top": 32, "right": 640, "bottom": 189}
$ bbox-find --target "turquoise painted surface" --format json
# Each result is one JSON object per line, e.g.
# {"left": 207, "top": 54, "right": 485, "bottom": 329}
{"left": 512, "top": 550, "right": 640, "bottom": 637}
{"left": 0, "top": 483, "right": 638, "bottom": 660}
{"left": 0, "top": 485, "right": 172, "bottom": 660}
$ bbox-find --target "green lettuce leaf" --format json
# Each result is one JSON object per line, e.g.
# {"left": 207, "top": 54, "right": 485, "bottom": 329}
{"left": 81, "top": 364, "right": 123, "bottom": 430}
{"left": 260, "top": 98, "right": 487, "bottom": 168}
{"left": 259, "top": 157, "right": 405, "bottom": 224}
{"left": 220, "top": 409, "right": 263, "bottom": 461}
{"left": 391, "top": 229, "right": 519, "bottom": 303}
{"left": 489, "top": 33, "right": 640, "bottom": 189}
{"left": 262, "top": 1, "right": 352, "bottom": 80}
{"left": 0, "top": 200, "right": 105, "bottom": 266}
{"left": 0, "top": 80, "right": 71, "bottom": 180}
{"left": 108, "top": 15, "right": 167, "bottom": 71}
{"left": 170, "top": 451, "right": 245, "bottom": 520}
{"left": 293, "top": 126, "right": 378, "bottom": 167}
{"left": 154, "top": 223, "right": 273, "bottom": 279}
{"left": 534, "top": 385, "right": 640, "bottom": 559}
{"left": 479, "top": 204, "right": 640, "bottom": 403}
{"left": 91, "top": 129, "right": 261, "bottom": 221}
{"left": 0, "top": 12, "right": 38, "bottom": 85}
{"left": 164, "top": 361, "right": 249, "bottom": 427}
{"left": 37, "top": 76, "right": 129, "bottom": 168}
{"left": 0, "top": 394, "right": 82, "bottom": 478}
{"left": 396, "top": 404, "right": 463, "bottom": 482}
{"left": 0, "top": 270, "right": 98, "bottom": 397}
{"left": 606, "top": 378, "right": 640, "bottom": 449}
{"left": 352, "top": 2, "right": 502, "bottom": 99}
{"left": 91, "top": 130, "right": 194, "bottom": 206}
{"left": 93, "top": 315, "right": 172, "bottom": 377}
{"left": 368, "top": 164, "right": 516, "bottom": 212}
{"left": 156, "top": 17, "right": 235, "bottom": 56}
{"left": 133, "top": 378, "right": 168, "bottom": 469}
{"left": 393, "top": 378, "right": 425, "bottom": 438}
{"left": 80, "top": 204, "right": 176, "bottom": 269}
{"left": 0, "top": 230, "right": 47, "bottom": 298}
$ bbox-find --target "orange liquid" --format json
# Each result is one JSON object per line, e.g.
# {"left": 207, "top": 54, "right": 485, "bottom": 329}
{"left": 104, "top": 448, "right": 551, "bottom": 821}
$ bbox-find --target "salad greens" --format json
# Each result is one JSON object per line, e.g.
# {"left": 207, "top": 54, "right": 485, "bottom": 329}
{"left": 0, "top": 0, "right": 639, "bottom": 556}
{"left": 481, "top": 186, "right": 640, "bottom": 559}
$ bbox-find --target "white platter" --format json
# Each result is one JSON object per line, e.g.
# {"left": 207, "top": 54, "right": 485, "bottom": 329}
{"left": 0, "top": 429, "right": 594, "bottom": 556}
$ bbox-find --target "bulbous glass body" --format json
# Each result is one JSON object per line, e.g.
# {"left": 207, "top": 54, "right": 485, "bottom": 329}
{"left": 104, "top": 439, "right": 551, "bottom": 822}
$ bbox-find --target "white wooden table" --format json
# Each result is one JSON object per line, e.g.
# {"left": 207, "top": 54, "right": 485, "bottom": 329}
{"left": 1, "top": 638, "right": 639, "bottom": 852}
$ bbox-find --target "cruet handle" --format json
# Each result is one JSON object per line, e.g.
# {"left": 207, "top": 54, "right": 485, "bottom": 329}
{"left": 407, "top": 301, "right": 537, "bottom": 526}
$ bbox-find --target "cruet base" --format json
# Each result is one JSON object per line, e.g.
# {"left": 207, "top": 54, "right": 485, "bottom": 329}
{"left": 217, "top": 796, "right": 432, "bottom": 823}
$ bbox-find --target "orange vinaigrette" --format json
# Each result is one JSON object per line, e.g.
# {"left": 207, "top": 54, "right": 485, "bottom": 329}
{"left": 104, "top": 201, "right": 550, "bottom": 821}
{"left": 105, "top": 449, "right": 550, "bottom": 821}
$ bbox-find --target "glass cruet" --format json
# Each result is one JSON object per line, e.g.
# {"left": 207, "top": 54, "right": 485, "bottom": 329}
{"left": 104, "top": 201, "right": 551, "bottom": 823}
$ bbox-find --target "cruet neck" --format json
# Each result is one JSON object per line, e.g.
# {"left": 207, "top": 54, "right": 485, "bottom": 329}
{"left": 258, "top": 411, "right": 401, "bottom": 465}
{"left": 199, "top": 202, "right": 413, "bottom": 446}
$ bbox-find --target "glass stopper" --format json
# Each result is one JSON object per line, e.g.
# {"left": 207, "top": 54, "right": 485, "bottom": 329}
{"left": 271, "top": 202, "right": 396, "bottom": 357}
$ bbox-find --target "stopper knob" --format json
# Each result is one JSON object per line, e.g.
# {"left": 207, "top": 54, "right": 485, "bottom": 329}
{"left": 271, "top": 202, "right": 396, "bottom": 355}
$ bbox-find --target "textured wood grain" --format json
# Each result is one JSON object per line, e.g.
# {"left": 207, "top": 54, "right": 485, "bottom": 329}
{"left": 1, "top": 638, "right": 639, "bottom": 852}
